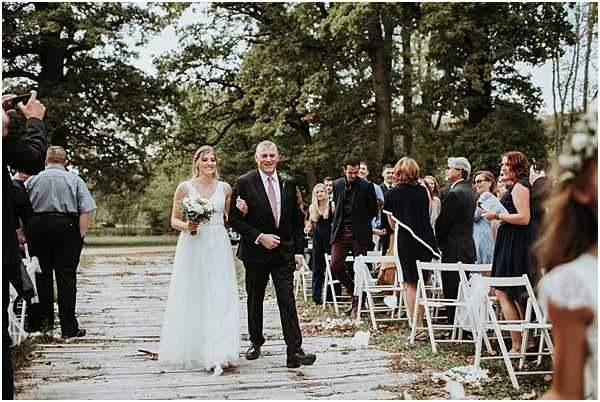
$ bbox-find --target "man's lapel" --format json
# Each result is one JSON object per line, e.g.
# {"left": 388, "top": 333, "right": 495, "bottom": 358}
{"left": 252, "top": 170, "right": 274, "bottom": 223}
{"left": 277, "top": 173, "right": 286, "bottom": 224}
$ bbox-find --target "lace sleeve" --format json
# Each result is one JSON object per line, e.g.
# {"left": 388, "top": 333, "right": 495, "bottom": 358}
{"left": 538, "top": 270, "right": 592, "bottom": 312}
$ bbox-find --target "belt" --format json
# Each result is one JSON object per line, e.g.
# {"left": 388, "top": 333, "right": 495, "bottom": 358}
{"left": 33, "top": 212, "right": 78, "bottom": 219}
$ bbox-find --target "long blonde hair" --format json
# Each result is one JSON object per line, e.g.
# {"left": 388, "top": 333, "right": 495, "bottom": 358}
{"left": 191, "top": 145, "right": 219, "bottom": 179}
{"left": 308, "top": 183, "right": 329, "bottom": 222}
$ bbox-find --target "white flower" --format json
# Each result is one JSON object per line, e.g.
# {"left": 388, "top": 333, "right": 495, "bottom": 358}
{"left": 570, "top": 133, "right": 589, "bottom": 153}
{"left": 558, "top": 154, "right": 581, "bottom": 169}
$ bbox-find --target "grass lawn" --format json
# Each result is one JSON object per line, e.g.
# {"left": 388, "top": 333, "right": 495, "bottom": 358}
{"left": 83, "top": 234, "right": 178, "bottom": 247}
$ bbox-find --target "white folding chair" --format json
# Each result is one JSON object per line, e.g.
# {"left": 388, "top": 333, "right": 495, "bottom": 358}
{"left": 354, "top": 255, "right": 411, "bottom": 329}
{"left": 383, "top": 210, "right": 442, "bottom": 332}
{"left": 323, "top": 254, "right": 354, "bottom": 316}
{"left": 293, "top": 254, "right": 311, "bottom": 302}
{"left": 412, "top": 261, "right": 493, "bottom": 352}
{"left": 473, "top": 274, "right": 554, "bottom": 389}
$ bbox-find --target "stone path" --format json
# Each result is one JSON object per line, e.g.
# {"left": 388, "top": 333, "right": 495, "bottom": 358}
{"left": 16, "top": 246, "right": 414, "bottom": 399}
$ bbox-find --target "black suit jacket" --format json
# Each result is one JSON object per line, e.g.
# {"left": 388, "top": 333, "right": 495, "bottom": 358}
{"left": 330, "top": 177, "right": 378, "bottom": 247}
{"left": 229, "top": 170, "right": 304, "bottom": 264}
{"left": 435, "top": 180, "right": 476, "bottom": 263}
{"left": 3, "top": 118, "right": 47, "bottom": 269}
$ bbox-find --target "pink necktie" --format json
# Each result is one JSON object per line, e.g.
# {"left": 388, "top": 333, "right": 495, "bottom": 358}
{"left": 267, "top": 176, "right": 278, "bottom": 227}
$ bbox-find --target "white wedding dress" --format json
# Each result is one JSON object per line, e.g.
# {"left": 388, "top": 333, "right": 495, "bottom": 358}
{"left": 159, "top": 181, "right": 240, "bottom": 369}
{"left": 538, "top": 253, "right": 597, "bottom": 399}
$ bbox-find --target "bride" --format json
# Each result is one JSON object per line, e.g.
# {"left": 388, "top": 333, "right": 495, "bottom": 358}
{"left": 159, "top": 145, "right": 240, "bottom": 375}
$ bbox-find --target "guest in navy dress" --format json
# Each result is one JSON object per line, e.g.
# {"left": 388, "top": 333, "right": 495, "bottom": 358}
{"left": 483, "top": 151, "right": 536, "bottom": 352}
{"left": 307, "top": 183, "right": 332, "bottom": 305}
{"left": 384, "top": 157, "right": 437, "bottom": 334}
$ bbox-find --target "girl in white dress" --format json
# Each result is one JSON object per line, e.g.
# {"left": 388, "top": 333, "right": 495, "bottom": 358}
{"left": 536, "top": 103, "right": 597, "bottom": 399}
{"left": 159, "top": 146, "right": 240, "bottom": 375}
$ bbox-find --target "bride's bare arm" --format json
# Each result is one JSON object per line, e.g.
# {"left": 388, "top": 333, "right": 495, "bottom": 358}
{"left": 223, "top": 182, "right": 232, "bottom": 224}
{"left": 171, "top": 183, "right": 195, "bottom": 232}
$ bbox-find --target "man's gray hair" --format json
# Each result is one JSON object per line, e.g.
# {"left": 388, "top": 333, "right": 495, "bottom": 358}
{"left": 255, "top": 140, "right": 278, "bottom": 156}
{"left": 448, "top": 156, "right": 471, "bottom": 179}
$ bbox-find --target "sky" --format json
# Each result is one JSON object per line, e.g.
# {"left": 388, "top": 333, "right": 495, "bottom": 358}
{"left": 129, "top": 5, "right": 595, "bottom": 118}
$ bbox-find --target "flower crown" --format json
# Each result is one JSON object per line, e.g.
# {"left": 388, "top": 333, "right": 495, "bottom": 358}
{"left": 557, "top": 101, "right": 598, "bottom": 183}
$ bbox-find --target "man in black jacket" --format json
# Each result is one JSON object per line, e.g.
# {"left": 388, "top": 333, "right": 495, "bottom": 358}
{"left": 229, "top": 140, "right": 316, "bottom": 369}
{"left": 435, "top": 156, "right": 476, "bottom": 323}
{"left": 2, "top": 91, "right": 47, "bottom": 400}
{"left": 329, "top": 157, "right": 378, "bottom": 315}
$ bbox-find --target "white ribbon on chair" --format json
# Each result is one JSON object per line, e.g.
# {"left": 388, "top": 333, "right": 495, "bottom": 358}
{"left": 353, "top": 258, "right": 371, "bottom": 297}
{"left": 24, "top": 245, "right": 42, "bottom": 304}
{"left": 455, "top": 274, "right": 490, "bottom": 331}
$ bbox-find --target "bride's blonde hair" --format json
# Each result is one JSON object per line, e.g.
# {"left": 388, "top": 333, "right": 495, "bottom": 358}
{"left": 191, "top": 145, "right": 219, "bottom": 179}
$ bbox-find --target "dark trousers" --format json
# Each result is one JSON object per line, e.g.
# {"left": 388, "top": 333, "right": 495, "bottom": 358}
{"left": 441, "top": 250, "right": 474, "bottom": 324}
{"left": 26, "top": 215, "right": 83, "bottom": 336}
{"left": 330, "top": 227, "right": 368, "bottom": 296}
{"left": 244, "top": 258, "right": 302, "bottom": 357}
{"left": 311, "top": 225, "right": 331, "bottom": 304}
{"left": 3, "top": 276, "right": 14, "bottom": 400}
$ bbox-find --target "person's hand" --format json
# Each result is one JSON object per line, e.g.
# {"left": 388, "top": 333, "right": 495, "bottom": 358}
{"left": 259, "top": 234, "right": 280, "bottom": 249}
{"left": 295, "top": 255, "right": 303, "bottom": 270}
{"left": 373, "top": 228, "right": 385, "bottom": 236}
{"left": 481, "top": 208, "right": 496, "bottom": 221}
{"left": 2, "top": 94, "right": 16, "bottom": 108}
{"left": 236, "top": 196, "right": 248, "bottom": 215}
{"left": 529, "top": 165, "right": 546, "bottom": 185}
{"left": 18, "top": 90, "right": 45, "bottom": 120}
{"left": 187, "top": 219, "right": 199, "bottom": 233}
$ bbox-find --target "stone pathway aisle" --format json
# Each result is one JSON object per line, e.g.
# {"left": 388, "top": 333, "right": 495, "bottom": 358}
{"left": 16, "top": 247, "right": 414, "bottom": 399}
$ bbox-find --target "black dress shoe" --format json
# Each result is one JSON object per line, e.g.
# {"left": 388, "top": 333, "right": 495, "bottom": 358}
{"left": 62, "top": 328, "right": 86, "bottom": 339}
{"left": 286, "top": 349, "right": 317, "bottom": 368}
{"left": 245, "top": 343, "right": 261, "bottom": 360}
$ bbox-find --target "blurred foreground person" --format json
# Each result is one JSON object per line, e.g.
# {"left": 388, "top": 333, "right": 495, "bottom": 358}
{"left": 537, "top": 103, "right": 597, "bottom": 400}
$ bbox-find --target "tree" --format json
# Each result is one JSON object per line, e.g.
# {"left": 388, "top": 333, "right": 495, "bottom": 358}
{"left": 2, "top": 2, "right": 184, "bottom": 193}
{"left": 421, "top": 3, "right": 573, "bottom": 125}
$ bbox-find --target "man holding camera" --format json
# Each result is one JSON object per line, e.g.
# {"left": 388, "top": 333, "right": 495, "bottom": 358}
{"left": 3, "top": 91, "right": 48, "bottom": 400}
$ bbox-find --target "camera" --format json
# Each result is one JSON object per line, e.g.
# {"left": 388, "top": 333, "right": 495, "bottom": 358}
{"left": 2, "top": 93, "right": 33, "bottom": 110}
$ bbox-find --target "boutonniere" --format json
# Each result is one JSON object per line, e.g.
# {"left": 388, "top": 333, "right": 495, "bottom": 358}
{"left": 279, "top": 172, "right": 292, "bottom": 190}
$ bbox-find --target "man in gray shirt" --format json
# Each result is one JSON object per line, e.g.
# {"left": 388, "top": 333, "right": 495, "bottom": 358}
{"left": 26, "top": 146, "right": 96, "bottom": 338}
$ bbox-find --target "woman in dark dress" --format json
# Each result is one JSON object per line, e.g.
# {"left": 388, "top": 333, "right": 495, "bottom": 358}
{"left": 483, "top": 151, "right": 536, "bottom": 353}
{"left": 307, "top": 183, "right": 332, "bottom": 305}
{"left": 384, "top": 157, "right": 437, "bottom": 333}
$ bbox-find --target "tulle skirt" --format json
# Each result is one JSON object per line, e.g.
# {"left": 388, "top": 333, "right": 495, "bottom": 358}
{"left": 159, "top": 225, "right": 240, "bottom": 369}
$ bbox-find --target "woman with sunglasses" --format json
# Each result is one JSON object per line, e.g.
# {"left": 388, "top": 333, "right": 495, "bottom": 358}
{"left": 472, "top": 170, "right": 496, "bottom": 264}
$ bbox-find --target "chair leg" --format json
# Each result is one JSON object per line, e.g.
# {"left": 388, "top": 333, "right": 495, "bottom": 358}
{"left": 356, "top": 291, "right": 363, "bottom": 325}
{"left": 409, "top": 284, "right": 420, "bottom": 342}
{"left": 366, "top": 290, "right": 377, "bottom": 330}
{"left": 489, "top": 304, "right": 520, "bottom": 389}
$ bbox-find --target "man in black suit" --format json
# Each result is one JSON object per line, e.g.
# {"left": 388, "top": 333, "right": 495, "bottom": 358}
{"left": 2, "top": 91, "right": 47, "bottom": 400}
{"left": 329, "top": 157, "right": 378, "bottom": 315}
{"left": 229, "top": 140, "right": 316, "bottom": 369}
{"left": 435, "top": 156, "right": 476, "bottom": 323}
{"left": 377, "top": 163, "right": 395, "bottom": 253}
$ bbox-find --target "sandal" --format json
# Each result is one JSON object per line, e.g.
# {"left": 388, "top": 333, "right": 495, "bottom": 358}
{"left": 414, "top": 329, "right": 429, "bottom": 341}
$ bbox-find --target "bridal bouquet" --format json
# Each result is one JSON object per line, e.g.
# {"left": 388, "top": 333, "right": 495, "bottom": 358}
{"left": 180, "top": 194, "right": 215, "bottom": 235}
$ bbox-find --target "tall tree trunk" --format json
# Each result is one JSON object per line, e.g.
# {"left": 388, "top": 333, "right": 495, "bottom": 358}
{"left": 401, "top": 23, "right": 414, "bottom": 155}
{"left": 35, "top": 2, "right": 68, "bottom": 147}
{"left": 582, "top": 2, "right": 597, "bottom": 113}
{"left": 365, "top": 9, "right": 395, "bottom": 165}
